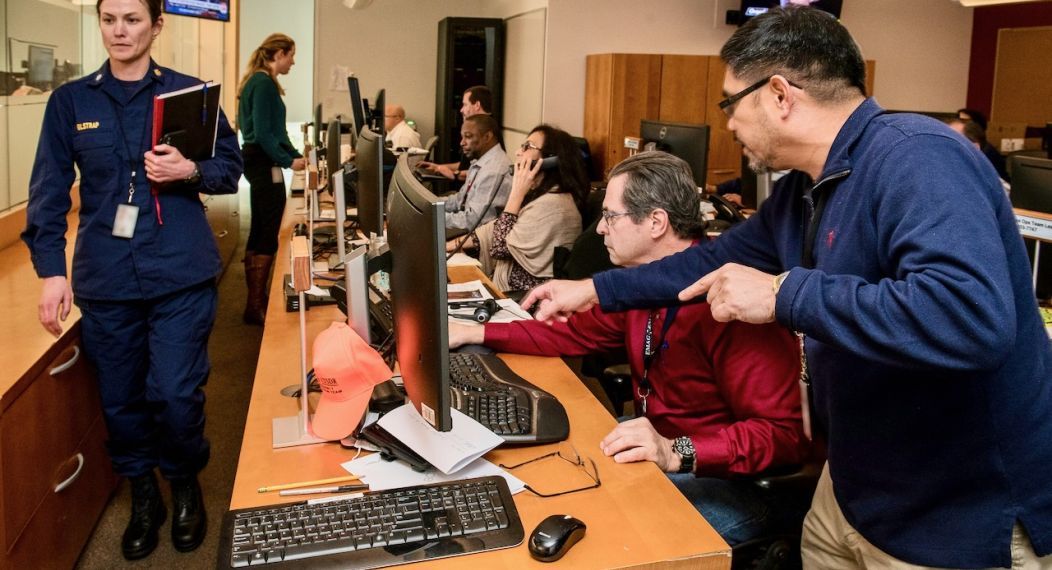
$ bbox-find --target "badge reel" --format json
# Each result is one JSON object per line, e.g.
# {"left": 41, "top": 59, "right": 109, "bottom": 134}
{"left": 112, "top": 176, "right": 139, "bottom": 239}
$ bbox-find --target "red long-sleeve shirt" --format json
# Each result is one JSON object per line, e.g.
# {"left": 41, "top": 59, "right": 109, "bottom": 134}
{"left": 484, "top": 303, "right": 808, "bottom": 477}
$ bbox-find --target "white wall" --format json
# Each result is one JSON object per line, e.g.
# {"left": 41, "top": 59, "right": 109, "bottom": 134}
{"left": 311, "top": 0, "right": 975, "bottom": 147}
{"left": 240, "top": 0, "right": 314, "bottom": 123}
{"left": 541, "top": 0, "right": 975, "bottom": 135}
{"left": 313, "top": 0, "right": 496, "bottom": 139}
{"left": 840, "top": 0, "right": 972, "bottom": 112}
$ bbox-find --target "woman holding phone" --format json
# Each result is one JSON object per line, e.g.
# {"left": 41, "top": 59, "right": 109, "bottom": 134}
{"left": 474, "top": 124, "right": 589, "bottom": 292}
{"left": 237, "top": 33, "right": 306, "bottom": 324}
{"left": 22, "top": 0, "right": 242, "bottom": 560}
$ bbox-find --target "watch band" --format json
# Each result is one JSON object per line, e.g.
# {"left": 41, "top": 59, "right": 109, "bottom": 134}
{"left": 772, "top": 270, "right": 790, "bottom": 295}
{"left": 185, "top": 163, "right": 201, "bottom": 184}
{"left": 673, "top": 436, "right": 695, "bottom": 474}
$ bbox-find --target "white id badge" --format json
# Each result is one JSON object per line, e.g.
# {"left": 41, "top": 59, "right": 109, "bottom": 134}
{"left": 112, "top": 203, "right": 139, "bottom": 239}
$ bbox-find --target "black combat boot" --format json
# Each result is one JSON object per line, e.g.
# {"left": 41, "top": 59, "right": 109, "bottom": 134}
{"left": 171, "top": 476, "right": 207, "bottom": 552}
{"left": 122, "top": 472, "right": 167, "bottom": 560}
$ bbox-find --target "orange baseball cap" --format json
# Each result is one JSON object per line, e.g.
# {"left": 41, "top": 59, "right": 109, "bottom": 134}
{"left": 311, "top": 322, "right": 393, "bottom": 440}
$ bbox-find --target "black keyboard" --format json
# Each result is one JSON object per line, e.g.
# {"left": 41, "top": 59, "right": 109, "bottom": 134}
{"left": 448, "top": 353, "right": 570, "bottom": 444}
{"left": 218, "top": 476, "right": 523, "bottom": 569}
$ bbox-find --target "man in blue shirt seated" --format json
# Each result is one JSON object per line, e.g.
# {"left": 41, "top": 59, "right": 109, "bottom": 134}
{"left": 522, "top": 6, "right": 1052, "bottom": 569}
{"left": 443, "top": 114, "right": 511, "bottom": 237}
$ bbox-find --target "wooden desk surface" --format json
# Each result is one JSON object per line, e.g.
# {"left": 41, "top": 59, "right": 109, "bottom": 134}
{"left": 230, "top": 201, "right": 731, "bottom": 569}
{"left": 0, "top": 211, "right": 81, "bottom": 405}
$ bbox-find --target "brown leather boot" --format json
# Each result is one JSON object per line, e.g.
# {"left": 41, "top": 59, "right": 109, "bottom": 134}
{"left": 243, "top": 254, "right": 273, "bottom": 325}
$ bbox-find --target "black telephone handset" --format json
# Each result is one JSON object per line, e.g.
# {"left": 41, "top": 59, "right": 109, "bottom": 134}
{"left": 708, "top": 194, "right": 746, "bottom": 224}
{"left": 529, "top": 156, "right": 559, "bottom": 171}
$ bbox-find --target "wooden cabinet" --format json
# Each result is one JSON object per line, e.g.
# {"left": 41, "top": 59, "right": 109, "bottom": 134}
{"left": 203, "top": 192, "right": 239, "bottom": 270}
{"left": 585, "top": 53, "right": 734, "bottom": 185}
{"left": 585, "top": 53, "right": 876, "bottom": 186}
{"left": 0, "top": 323, "right": 118, "bottom": 570}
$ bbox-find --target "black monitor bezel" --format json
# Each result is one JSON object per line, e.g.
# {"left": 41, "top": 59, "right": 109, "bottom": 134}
{"left": 347, "top": 76, "right": 367, "bottom": 137}
{"left": 355, "top": 126, "right": 385, "bottom": 239}
{"left": 640, "top": 119, "right": 711, "bottom": 187}
{"left": 387, "top": 154, "right": 452, "bottom": 431}
{"left": 1010, "top": 155, "right": 1052, "bottom": 215}
{"left": 326, "top": 115, "right": 342, "bottom": 183}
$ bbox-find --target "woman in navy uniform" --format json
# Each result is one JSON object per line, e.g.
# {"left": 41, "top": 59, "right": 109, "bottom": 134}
{"left": 21, "top": 0, "right": 242, "bottom": 560}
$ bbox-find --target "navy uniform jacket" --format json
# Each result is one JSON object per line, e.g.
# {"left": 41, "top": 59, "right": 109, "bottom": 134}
{"left": 593, "top": 98, "right": 1052, "bottom": 567}
{"left": 22, "top": 60, "right": 242, "bottom": 301}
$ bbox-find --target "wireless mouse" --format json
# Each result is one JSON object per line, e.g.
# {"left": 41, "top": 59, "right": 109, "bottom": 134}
{"left": 528, "top": 514, "right": 586, "bottom": 562}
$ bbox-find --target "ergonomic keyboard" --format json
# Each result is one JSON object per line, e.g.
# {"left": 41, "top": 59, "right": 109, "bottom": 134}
{"left": 217, "top": 476, "right": 523, "bottom": 569}
{"left": 448, "top": 352, "right": 570, "bottom": 444}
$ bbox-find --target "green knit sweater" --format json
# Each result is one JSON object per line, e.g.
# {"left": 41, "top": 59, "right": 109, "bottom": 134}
{"left": 238, "top": 71, "right": 300, "bottom": 167}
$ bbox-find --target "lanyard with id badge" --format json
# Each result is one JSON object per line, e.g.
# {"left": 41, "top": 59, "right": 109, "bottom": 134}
{"left": 108, "top": 87, "right": 155, "bottom": 239}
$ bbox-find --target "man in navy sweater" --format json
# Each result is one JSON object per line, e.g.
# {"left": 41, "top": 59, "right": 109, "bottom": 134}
{"left": 523, "top": 7, "right": 1052, "bottom": 569}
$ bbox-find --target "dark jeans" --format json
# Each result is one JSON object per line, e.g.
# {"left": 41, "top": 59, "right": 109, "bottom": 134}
{"left": 76, "top": 281, "right": 216, "bottom": 479}
{"left": 243, "top": 143, "right": 286, "bottom": 255}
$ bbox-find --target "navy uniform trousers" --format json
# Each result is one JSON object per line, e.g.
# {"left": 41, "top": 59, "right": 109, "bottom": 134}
{"left": 76, "top": 279, "right": 215, "bottom": 479}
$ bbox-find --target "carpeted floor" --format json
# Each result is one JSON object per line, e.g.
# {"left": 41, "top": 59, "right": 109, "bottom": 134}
{"left": 76, "top": 215, "right": 263, "bottom": 569}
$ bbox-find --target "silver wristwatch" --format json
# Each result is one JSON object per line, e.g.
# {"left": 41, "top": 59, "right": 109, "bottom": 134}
{"left": 672, "top": 436, "right": 696, "bottom": 474}
{"left": 185, "top": 162, "right": 201, "bottom": 184}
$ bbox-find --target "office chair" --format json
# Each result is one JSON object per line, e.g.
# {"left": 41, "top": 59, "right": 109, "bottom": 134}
{"left": 423, "top": 135, "right": 438, "bottom": 161}
{"left": 552, "top": 208, "right": 626, "bottom": 407}
{"left": 572, "top": 136, "right": 602, "bottom": 183}
{"left": 600, "top": 367, "right": 821, "bottom": 570}
{"left": 729, "top": 462, "right": 821, "bottom": 570}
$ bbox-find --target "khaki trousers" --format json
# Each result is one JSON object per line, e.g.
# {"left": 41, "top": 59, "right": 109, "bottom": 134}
{"left": 801, "top": 463, "right": 1052, "bottom": 570}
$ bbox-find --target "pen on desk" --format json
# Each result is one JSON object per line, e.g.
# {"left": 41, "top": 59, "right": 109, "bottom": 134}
{"left": 257, "top": 474, "right": 361, "bottom": 493}
{"left": 279, "top": 484, "right": 369, "bottom": 497}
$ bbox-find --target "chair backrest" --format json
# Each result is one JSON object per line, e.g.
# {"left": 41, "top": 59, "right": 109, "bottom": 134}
{"left": 553, "top": 217, "right": 616, "bottom": 280}
{"left": 424, "top": 135, "right": 439, "bottom": 161}
{"left": 573, "top": 136, "right": 602, "bottom": 182}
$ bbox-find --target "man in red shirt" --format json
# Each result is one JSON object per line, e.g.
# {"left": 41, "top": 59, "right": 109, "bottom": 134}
{"left": 449, "top": 151, "right": 808, "bottom": 545}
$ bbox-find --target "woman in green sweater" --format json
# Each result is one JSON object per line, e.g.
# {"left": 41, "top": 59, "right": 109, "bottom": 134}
{"left": 237, "top": 33, "right": 305, "bottom": 324}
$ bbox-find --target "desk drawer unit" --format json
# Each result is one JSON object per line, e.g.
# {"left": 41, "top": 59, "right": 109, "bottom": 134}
{"left": 0, "top": 327, "right": 118, "bottom": 569}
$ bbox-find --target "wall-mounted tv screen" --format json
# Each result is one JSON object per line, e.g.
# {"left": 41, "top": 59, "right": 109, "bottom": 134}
{"left": 163, "top": 0, "right": 230, "bottom": 22}
{"left": 740, "top": 0, "right": 842, "bottom": 24}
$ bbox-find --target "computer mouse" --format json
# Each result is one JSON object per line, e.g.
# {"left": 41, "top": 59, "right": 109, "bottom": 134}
{"left": 528, "top": 514, "right": 586, "bottom": 562}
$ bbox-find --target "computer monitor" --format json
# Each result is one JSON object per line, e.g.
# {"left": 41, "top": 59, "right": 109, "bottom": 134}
{"left": 387, "top": 154, "right": 452, "bottom": 431}
{"left": 347, "top": 75, "right": 367, "bottom": 137}
{"left": 1009, "top": 155, "right": 1052, "bottom": 298}
{"left": 640, "top": 119, "right": 710, "bottom": 187}
{"left": 738, "top": 0, "right": 843, "bottom": 25}
{"left": 313, "top": 104, "right": 323, "bottom": 149}
{"left": 27, "top": 45, "right": 54, "bottom": 89}
{"left": 372, "top": 88, "right": 386, "bottom": 138}
{"left": 341, "top": 246, "right": 371, "bottom": 343}
{"left": 355, "top": 126, "right": 385, "bottom": 239}
{"left": 1010, "top": 155, "right": 1052, "bottom": 214}
{"left": 326, "top": 115, "right": 342, "bottom": 184}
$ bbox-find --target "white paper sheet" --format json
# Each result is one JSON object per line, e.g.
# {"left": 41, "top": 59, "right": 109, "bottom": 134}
{"left": 376, "top": 404, "right": 502, "bottom": 474}
{"left": 340, "top": 453, "right": 525, "bottom": 494}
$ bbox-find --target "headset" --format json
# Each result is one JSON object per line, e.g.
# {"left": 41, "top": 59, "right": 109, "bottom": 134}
{"left": 448, "top": 299, "right": 500, "bottom": 323}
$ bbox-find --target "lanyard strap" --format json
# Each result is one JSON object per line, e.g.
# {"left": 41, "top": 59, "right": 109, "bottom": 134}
{"left": 106, "top": 81, "right": 162, "bottom": 223}
{"left": 640, "top": 305, "right": 679, "bottom": 395}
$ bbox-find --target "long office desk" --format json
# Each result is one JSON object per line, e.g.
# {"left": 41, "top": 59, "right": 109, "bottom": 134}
{"left": 229, "top": 200, "right": 732, "bottom": 569}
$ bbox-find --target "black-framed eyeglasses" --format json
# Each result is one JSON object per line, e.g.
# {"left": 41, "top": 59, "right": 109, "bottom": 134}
{"left": 717, "top": 75, "right": 802, "bottom": 115}
{"left": 519, "top": 140, "right": 543, "bottom": 152}
{"left": 498, "top": 446, "right": 601, "bottom": 498}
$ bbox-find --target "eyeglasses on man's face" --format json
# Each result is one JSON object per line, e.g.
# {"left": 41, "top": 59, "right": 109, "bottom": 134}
{"left": 718, "top": 75, "right": 803, "bottom": 117}
{"left": 598, "top": 208, "right": 631, "bottom": 227}
{"left": 498, "top": 446, "right": 601, "bottom": 498}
